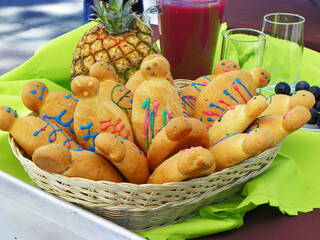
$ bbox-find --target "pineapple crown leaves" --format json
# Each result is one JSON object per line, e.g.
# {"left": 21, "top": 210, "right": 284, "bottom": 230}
{"left": 91, "top": 0, "right": 140, "bottom": 34}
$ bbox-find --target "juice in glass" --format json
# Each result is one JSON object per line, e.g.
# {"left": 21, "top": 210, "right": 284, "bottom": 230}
{"left": 157, "top": 0, "right": 226, "bottom": 79}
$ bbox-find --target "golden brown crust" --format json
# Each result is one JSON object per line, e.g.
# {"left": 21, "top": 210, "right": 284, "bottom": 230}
{"left": 260, "top": 90, "right": 315, "bottom": 117}
{"left": 71, "top": 75, "right": 133, "bottom": 151}
{"left": 7, "top": 114, "right": 81, "bottom": 157}
{"left": 89, "top": 61, "right": 117, "bottom": 82}
{"left": 248, "top": 105, "right": 311, "bottom": 146}
{"left": 249, "top": 67, "right": 271, "bottom": 89}
{"left": 21, "top": 81, "right": 78, "bottom": 139}
{"left": 95, "top": 132, "right": 149, "bottom": 184}
{"left": 147, "top": 117, "right": 209, "bottom": 171}
{"left": 147, "top": 147, "right": 215, "bottom": 184}
{"left": 89, "top": 62, "right": 133, "bottom": 119}
{"left": 193, "top": 70, "right": 258, "bottom": 127}
{"left": 32, "top": 144, "right": 72, "bottom": 173}
{"left": 66, "top": 149, "right": 124, "bottom": 182}
{"left": 213, "top": 60, "right": 240, "bottom": 74}
{"left": 179, "top": 75, "right": 216, "bottom": 117}
{"left": 125, "top": 54, "right": 173, "bottom": 95}
{"left": 207, "top": 95, "right": 268, "bottom": 144}
{"left": 209, "top": 128, "right": 274, "bottom": 171}
{"left": 131, "top": 57, "right": 183, "bottom": 153}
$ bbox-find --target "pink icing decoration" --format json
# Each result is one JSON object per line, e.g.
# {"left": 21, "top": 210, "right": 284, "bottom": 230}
{"left": 202, "top": 111, "right": 220, "bottom": 116}
{"left": 233, "top": 85, "right": 247, "bottom": 103}
{"left": 143, "top": 107, "right": 149, "bottom": 140}
{"left": 218, "top": 99, "right": 231, "bottom": 106}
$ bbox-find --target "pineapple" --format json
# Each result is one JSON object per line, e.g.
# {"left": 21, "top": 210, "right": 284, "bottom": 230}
{"left": 70, "top": 0, "right": 160, "bottom": 84}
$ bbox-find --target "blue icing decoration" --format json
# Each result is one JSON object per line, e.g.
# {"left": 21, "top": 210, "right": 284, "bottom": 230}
{"left": 209, "top": 103, "right": 225, "bottom": 111}
{"left": 210, "top": 133, "right": 238, "bottom": 148}
{"left": 65, "top": 94, "right": 79, "bottom": 102}
{"left": 235, "top": 78, "right": 252, "bottom": 98}
{"left": 42, "top": 109, "right": 75, "bottom": 134}
{"left": 223, "top": 89, "right": 239, "bottom": 103}
{"left": 80, "top": 122, "right": 98, "bottom": 152}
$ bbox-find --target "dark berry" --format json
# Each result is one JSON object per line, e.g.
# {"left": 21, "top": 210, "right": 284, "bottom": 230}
{"left": 308, "top": 108, "right": 319, "bottom": 124}
{"left": 317, "top": 115, "right": 320, "bottom": 128}
{"left": 295, "top": 81, "right": 310, "bottom": 91}
{"left": 314, "top": 100, "right": 320, "bottom": 111}
{"left": 308, "top": 86, "right": 320, "bottom": 100}
{"left": 275, "top": 82, "right": 291, "bottom": 95}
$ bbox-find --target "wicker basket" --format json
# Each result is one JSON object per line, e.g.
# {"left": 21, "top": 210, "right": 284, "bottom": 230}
{"left": 8, "top": 79, "right": 282, "bottom": 231}
{"left": 9, "top": 135, "right": 282, "bottom": 231}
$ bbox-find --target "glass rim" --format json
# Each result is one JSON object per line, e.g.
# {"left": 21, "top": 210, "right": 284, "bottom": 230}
{"left": 263, "top": 13, "right": 305, "bottom": 25}
{"left": 223, "top": 28, "right": 266, "bottom": 43}
{"left": 159, "top": 0, "right": 226, "bottom": 6}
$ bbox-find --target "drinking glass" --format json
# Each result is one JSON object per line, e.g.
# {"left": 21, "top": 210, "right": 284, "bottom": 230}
{"left": 143, "top": 0, "right": 227, "bottom": 80}
{"left": 221, "top": 28, "right": 266, "bottom": 72}
{"left": 262, "top": 13, "right": 305, "bottom": 92}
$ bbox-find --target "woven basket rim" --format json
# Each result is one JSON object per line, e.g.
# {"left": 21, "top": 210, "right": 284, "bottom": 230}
{"left": 8, "top": 133, "right": 282, "bottom": 188}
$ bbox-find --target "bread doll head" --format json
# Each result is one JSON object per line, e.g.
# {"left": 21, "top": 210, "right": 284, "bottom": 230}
{"left": 289, "top": 90, "right": 316, "bottom": 110}
{"left": 89, "top": 61, "right": 117, "bottom": 83}
{"left": 140, "top": 57, "right": 171, "bottom": 80}
{"left": 21, "top": 81, "right": 49, "bottom": 112}
{"left": 282, "top": 105, "right": 311, "bottom": 132}
{"left": 250, "top": 67, "right": 271, "bottom": 89}
{"left": 71, "top": 75, "right": 100, "bottom": 98}
{"left": 213, "top": 60, "right": 240, "bottom": 75}
{"left": 0, "top": 106, "right": 18, "bottom": 132}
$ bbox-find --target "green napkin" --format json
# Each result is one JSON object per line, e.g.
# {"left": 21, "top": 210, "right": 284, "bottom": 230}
{"left": 1, "top": 22, "right": 320, "bottom": 240}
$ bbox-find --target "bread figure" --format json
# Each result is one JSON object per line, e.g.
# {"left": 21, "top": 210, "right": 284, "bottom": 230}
{"left": 179, "top": 60, "right": 240, "bottom": 117}
{"left": 147, "top": 147, "right": 216, "bottom": 184}
{"left": 125, "top": 54, "right": 173, "bottom": 95}
{"left": 0, "top": 106, "right": 81, "bottom": 157}
{"left": 95, "top": 132, "right": 149, "bottom": 184}
{"left": 193, "top": 69, "right": 270, "bottom": 127}
{"left": 209, "top": 128, "right": 274, "bottom": 171}
{"left": 131, "top": 56, "right": 183, "bottom": 152}
{"left": 247, "top": 105, "right": 311, "bottom": 146}
{"left": 21, "top": 81, "right": 78, "bottom": 140}
{"left": 207, "top": 95, "right": 268, "bottom": 145}
{"left": 71, "top": 75, "right": 133, "bottom": 152}
{"left": 147, "top": 117, "right": 209, "bottom": 171}
{"left": 32, "top": 144, "right": 123, "bottom": 182}
{"left": 249, "top": 67, "right": 271, "bottom": 89}
{"left": 89, "top": 62, "right": 133, "bottom": 119}
{"left": 260, "top": 90, "right": 315, "bottom": 117}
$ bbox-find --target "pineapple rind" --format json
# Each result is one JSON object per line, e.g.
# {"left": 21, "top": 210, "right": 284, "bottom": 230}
{"left": 71, "top": 22, "right": 159, "bottom": 84}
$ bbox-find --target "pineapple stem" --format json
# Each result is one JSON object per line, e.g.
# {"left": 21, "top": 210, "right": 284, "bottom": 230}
{"left": 91, "top": 0, "right": 139, "bottom": 34}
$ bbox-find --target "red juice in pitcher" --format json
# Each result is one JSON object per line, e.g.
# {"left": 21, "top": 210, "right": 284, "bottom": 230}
{"left": 157, "top": 0, "right": 226, "bottom": 79}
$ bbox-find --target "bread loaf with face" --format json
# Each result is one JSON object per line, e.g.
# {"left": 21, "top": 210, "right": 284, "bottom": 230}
{"left": 21, "top": 80, "right": 78, "bottom": 140}
{"left": 71, "top": 75, "right": 133, "bottom": 152}
{"left": 0, "top": 106, "right": 81, "bottom": 157}
{"left": 89, "top": 61, "right": 133, "bottom": 120}
{"left": 131, "top": 57, "right": 183, "bottom": 153}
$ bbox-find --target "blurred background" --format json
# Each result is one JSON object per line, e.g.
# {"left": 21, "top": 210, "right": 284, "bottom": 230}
{"left": 0, "top": 0, "right": 83, "bottom": 75}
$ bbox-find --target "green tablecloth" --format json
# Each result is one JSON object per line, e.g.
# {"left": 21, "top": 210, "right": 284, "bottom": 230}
{"left": 0, "top": 22, "right": 320, "bottom": 240}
